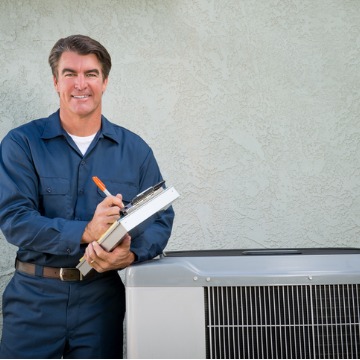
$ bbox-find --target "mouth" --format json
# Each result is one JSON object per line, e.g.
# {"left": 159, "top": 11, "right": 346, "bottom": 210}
{"left": 72, "top": 95, "right": 90, "bottom": 99}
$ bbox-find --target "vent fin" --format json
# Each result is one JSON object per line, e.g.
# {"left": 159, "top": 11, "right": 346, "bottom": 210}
{"left": 205, "top": 285, "right": 360, "bottom": 359}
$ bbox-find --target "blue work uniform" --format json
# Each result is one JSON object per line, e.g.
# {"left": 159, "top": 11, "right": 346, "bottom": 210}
{"left": 0, "top": 110, "right": 175, "bottom": 358}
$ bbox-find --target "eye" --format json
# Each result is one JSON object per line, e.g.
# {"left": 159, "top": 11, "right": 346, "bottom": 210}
{"left": 86, "top": 73, "right": 98, "bottom": 78}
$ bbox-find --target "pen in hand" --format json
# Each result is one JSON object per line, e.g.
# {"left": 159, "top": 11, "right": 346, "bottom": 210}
{"left": 79, "top": 177, "right": 114, "bottom": 262}
{"left": 92, "top": 176, "right": 112, "bottom": 197}
{"left": 93, "top": 176, "right": 125, "bottom": 217}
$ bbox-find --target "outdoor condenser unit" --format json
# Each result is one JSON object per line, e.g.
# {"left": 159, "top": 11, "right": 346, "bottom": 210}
{"left": 125, "top": 248, "right": 360, "bottom": 359}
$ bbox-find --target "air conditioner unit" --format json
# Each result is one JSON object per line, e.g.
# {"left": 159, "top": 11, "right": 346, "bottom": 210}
{"left": 125, "top": 248, "right": 360, "bottom": 359}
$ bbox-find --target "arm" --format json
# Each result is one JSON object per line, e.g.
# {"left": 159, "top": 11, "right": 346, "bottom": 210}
{"left": 82, "top": 148, "right": 175, "bottom": 271}
{"left": 0, "top": 135, "right": 84, "bottom": 256}
{"left": 82, "top": 193, "right": 136, "bottom": 271}
{"left": 82, "top": 206, "right": 174, "bottom": 272}
{"left": 129, "top": 148, "right": 175, "bottom": 262}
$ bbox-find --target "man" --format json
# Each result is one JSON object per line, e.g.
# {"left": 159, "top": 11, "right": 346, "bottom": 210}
{"left": 0, "top": 35, "right": 175, "bottom": 358}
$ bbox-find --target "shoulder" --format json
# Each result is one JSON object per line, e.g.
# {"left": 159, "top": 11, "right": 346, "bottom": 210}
{"left": 3, "top": 112, "right": 58, "bottom": 144}
{"left": 101, "top": 117, "right": 151, "bottom": 151}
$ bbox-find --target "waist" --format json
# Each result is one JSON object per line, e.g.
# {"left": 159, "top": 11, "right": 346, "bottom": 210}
{"left": 15, "top": 259, "right": 90, "bottom": 281}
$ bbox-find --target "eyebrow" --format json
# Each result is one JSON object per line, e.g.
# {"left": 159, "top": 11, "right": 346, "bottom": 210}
{"left": 61, "top": 68, "right": 100, "bottom": 75}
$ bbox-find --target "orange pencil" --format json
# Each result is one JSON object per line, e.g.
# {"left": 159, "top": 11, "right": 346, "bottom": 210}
{"left": 92, "top": 176, "right": 112, "bottom": 197}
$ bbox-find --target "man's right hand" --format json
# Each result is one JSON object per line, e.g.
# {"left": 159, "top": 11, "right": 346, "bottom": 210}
{"left": 81, "top": 194, "right": 124, "bottom": 243}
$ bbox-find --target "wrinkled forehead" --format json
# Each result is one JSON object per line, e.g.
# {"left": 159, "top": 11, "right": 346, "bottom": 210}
{"left": 57, "top": 51, "right": 103, "bottom": 73}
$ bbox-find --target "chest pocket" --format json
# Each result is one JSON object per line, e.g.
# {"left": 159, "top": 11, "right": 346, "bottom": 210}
{"left": 96, "top": 181, "right": 138, "bottom": 206}
{"left": 39, "top": 177, "right": 71, "bottom": 218}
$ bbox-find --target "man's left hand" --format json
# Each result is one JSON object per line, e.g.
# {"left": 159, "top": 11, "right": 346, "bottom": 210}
{"left": 84, "top": 234, "right": 135, "bottom": 272}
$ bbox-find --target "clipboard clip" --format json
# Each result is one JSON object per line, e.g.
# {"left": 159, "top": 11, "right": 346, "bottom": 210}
{"left": 120, "top": 180, "right": 165, "bottom": 216}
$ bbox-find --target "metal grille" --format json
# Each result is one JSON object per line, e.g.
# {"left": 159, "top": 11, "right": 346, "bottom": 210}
{"left": 205, "top": 285, "right": 360, "bottom": 359}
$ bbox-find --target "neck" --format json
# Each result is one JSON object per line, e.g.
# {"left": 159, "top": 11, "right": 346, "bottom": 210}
{"left": 59, "top": 108, "right": 102, "bottom": 136}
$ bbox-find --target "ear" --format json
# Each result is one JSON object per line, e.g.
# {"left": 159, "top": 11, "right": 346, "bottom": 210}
{"left": 102, "top": 77, "right": 109, "bottom": 93}
{"left": 53, "top": 75, "right": 59, "bottom": 91}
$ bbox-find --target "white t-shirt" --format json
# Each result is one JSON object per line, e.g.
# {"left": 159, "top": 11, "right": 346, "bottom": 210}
{"left": 68, "top": 133, "right": 96, "bottom": 155}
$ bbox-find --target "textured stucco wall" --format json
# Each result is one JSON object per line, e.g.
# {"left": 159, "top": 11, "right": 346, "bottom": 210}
{"left": 0, "top": 0, "right": 359, "bottom": 347}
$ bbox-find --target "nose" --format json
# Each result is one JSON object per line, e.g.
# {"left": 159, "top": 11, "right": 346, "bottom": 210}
{"left": 74, "top": 74, "right": 87, "bottom": 90}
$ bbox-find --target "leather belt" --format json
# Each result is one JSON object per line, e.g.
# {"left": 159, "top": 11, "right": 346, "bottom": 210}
{"left": 16, "top": 260, "right": 85, "bottom": 281}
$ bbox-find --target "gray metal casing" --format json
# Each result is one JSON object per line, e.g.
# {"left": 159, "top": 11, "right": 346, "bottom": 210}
{"left": 125, "top": 248, "right": 360, "bottom": 359}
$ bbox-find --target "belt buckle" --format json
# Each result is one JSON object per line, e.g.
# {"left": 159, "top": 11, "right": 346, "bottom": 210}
{"left": 60, "top": 268, "right": 83, "bottom": 281}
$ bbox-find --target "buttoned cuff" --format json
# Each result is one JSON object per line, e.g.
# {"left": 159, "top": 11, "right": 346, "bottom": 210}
{"left": 59, "top": 220, "right": 88, "bottom": 256}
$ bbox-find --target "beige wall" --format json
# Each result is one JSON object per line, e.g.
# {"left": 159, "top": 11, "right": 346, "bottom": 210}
{"left": 0, "top": 0, "right": 359, "bottom": 341}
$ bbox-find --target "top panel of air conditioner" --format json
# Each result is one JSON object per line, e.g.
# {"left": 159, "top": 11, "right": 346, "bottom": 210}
{"left": 125, "top": 248, "right": 360, "bottom": 287}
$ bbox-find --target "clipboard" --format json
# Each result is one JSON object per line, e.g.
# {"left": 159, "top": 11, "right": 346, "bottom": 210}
{"left": 77, "top": 183, "right": 179, "bottom": 276}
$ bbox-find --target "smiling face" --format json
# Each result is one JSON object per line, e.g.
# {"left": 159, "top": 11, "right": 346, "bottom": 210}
{"left": 53, "top": 51, "right": 108, "bottom": 128}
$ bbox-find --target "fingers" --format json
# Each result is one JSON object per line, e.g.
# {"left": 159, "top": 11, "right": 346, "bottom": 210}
{"left": 99, "top": 195, "right": 125, "bottom": 222}
{"left": 85, "top": 234, "right": 132, "bottom": 272}
{"left": 103, "top": 194, "right": 124, "bottom": 208}
{"left": 121, "top": 233, "right": 131, "bottom": 245}
{"left": 115, "top": 193, "right": 123, "bottom": 203}
{"left": 85, "top": 242, "right": 104, "bottom": 272}
{"left": 99, "top": 195, "right": 122, "bottom": 210}
{"left": 82, "top": 194, "right": 125, "bottom": 244}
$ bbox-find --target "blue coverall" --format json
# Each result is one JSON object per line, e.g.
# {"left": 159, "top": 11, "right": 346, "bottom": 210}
{"left": 0, "top": 110, "right": 175, "bottom": 358}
